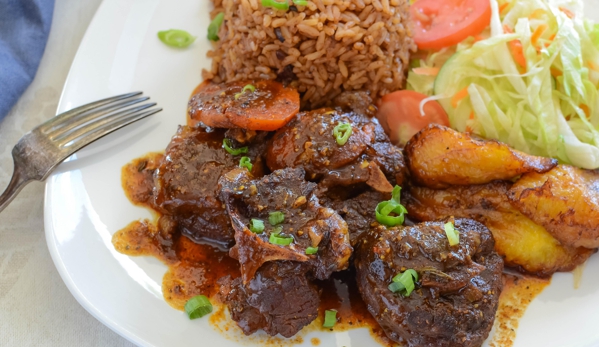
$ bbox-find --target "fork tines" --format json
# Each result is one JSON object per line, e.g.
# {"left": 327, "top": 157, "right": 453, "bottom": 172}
{"left": 40, "top": 92, "right": 162, "bottom": 150}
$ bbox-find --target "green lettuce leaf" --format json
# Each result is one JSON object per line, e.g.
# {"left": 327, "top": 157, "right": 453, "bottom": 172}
{"left": 408, "top": 0, "right": 599, "bottom": 169}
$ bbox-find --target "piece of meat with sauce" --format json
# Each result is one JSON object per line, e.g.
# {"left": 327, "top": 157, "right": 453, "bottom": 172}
{"left": 266, "top": 108, "right": 406, "bottom": 193}
{"left": 219, "top": 261, "right": 319, "bottom": 338}
{"left": 355, "top": 219, "right": 503, "bottom": 347}
{"left": 320, "top": 188, "right": 388, "bottom": 246}
{"left": 405, "top": 124, "right": 558, "bottom": 189}
{"left": 404, "top": 182, "right": 593, "bottom": 277}
{"left": 331, "top": 91, "right": 378, "bottom": 118}
{"left": 188, "top": 80, "right": 300, "bottom": 131}
{"left": 154, "top": 125, "right": 266, "bottom": 247}
{"left": 219, "top": 167, "right": 352, "bottom": 283}
{"left": 508, "top": 165, "right": 599, "bottom": 248}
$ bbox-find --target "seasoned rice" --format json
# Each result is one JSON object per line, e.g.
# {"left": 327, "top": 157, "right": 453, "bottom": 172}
{"left": 203, "top": 0, "right": 416, "bottom": 108}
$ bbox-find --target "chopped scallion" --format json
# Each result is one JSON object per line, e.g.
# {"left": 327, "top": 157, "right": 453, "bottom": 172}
{"left": 391, "top": 185, "right": 402, "bottom": 204}
{"left": 269, "top": 211, "right": 285, "bottom": 225}
{"left": 375, "top": 185, "right": 408, "bottom": 227}
{"left": 332, "top": 122, "right": 352, "bottom": 146}
{"left": 234, "top": 84, "right": 256, "bottom": 99}
{"left": 389, "top": 269, "right": 418, "bottom": 296}
{"left": 323, "top": 310, "right": 337, "bottom": 328}
{"left": 387, "top": 281, "right": 405, "bottom": 293}
{"left": 157, "top": 29, "right": 196, "bottom": 48}
{"left": 223, "top": 138, "right": 249, "bottom": 155}
{"left": 207, "top": 13, "right": 225, "bottom": 41}
{"left": 393, "top": 269, "right": 418, "bottom": 283}
{"left": 272, "top": 225, "right": 283, "bottom": 235}
{"left": 269, "top": 233, "right": 293, "bottom": 246}
{"left": 249, "top": 219, "right": 265, "bottom": 234}
{"left": 184, "top": 295, "right": 213, "bottom": 319}
{"left": 305, "top": 246, "right": 318, "bottom": 255}
{"left": 444, "top": 221, "right": 460, "bottom": 246}
{"left": 239, "top": 156, "right": 253, "bottom": 171}
{"left": 261, "top": 0, "right": 290, "bottom": 11}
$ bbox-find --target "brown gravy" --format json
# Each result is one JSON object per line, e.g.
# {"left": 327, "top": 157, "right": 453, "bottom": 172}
{"left": 488, "top": 275, "right": 550, "bottom": 347}
{"left": 114, "top": 153, "right": 549, "bottom": 347}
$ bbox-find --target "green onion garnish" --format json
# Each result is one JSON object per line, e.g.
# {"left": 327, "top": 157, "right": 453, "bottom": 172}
{"left": 249, "top": 219, "right": 265, "bottom": 234}
{"left": 269, "top": 211, "right": 285, "bottom": 226}
{"left": 332, "top": 122, "right": 352, "bottom": 146}
{"left": 184, "top": 295, "right": 213, "bottom": 319}
{"left": 261, "top": 0, "right": 290, "bottom": 11}
{"left": 234, "top": 84, "right": 256, "bottom": 99}
{"left": 389, "top": 269, "right": 418, "bottom": 296}
{"left": 272, "top": 225, "right": 283, "bottom": 235}
{"left": 207, "top": 13, "right": 225, "bottom": 41}
{"left": 444, "top": 221, "right": 460, "bottom": 246}
{"left": 388, "top": 281, "right": 405, "bottom": 293}
{"left": 294, "top": 0, "right": 308, "bottom": 5}
{"left": 375, "top": 186, "right": 408, "bottom": 227}
{"left": 223, "top": 139, "right": 249, "bottom": 155}
{"left": 269, "top": 233, "right": 293, "bottom": 246}
{"left": 239, "top": 156, "right": 253, "bottom": 171}
{"left": 305, "top": 246, "right": 318, "bottom": 255}
{"left": 157, "top": 29, "right": 197, "bottom": 48}
{"left": 323, "top": 310, "right": 337, "bottom": 328}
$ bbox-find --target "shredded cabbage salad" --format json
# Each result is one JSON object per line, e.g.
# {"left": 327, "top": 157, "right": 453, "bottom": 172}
{"left": 407, "top": 0, "right": 599, "bottom": 169}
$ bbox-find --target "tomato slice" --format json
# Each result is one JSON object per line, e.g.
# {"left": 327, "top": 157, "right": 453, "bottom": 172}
{"left": 377, "top": 90, "right": 450, "bottom": 146}
{"left": 411, "top": 0, "right": 491, "bottom": 50}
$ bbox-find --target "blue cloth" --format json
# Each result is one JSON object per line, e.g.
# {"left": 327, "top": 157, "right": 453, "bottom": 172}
{"left": 0, "top": 0, "right": 54, "bottom": 120}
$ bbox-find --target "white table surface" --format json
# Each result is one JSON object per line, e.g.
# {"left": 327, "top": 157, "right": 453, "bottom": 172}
{"left": 0, "top": 0, "right": 134, "bottom": 345}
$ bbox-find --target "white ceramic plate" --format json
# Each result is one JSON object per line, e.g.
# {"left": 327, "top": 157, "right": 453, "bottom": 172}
{"left": 45, "top": 0, "right": 599, "bottom": 346}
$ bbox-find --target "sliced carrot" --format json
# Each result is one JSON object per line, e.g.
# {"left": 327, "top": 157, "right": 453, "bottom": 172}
{"left": 510, "top": 40, "right": 526, "bottom": 69}
{"left": 580, "top": 104, "right": 591, "bottom": 119}
{"left": 559, "top": 6, "right": 575, "bottom": 19}
{"left": 499, "top": 2, "right": 510, "bottom": 14}
{"left": 550, "top": 67, "right": 563, "bottom": 77}
{"left": 503, "top": 25, "right": 527, "bottom": 70}
{"left": 544, "top": 33, "right": 556, "bottom": 47}
{"left": 188, "top": 80, "right": 300, "bottom": 131}
{"left": 413, "top": 67, "right": 440, "bottom": 76}
{"left": 531, "top": 24, "right": 548, "bottom": 48}
{"left": 451, "top": 86, "right": 470, "bottom": 108}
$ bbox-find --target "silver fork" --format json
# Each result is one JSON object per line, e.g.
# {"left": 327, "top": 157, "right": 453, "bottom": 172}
{"left": 0, "top": 92, "right": 162, "bottom": 213}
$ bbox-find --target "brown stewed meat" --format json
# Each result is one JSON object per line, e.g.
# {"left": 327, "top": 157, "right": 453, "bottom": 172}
{"left": 320, "top": 188, "right": 388, "bottom": 246}
{"left": 219, "top": 261, "right": 319, "bottom": 338}
{"left": 332, "top": 91, "right": 378, "bottom": 118}
{"left": 355, "top": 218, "right": 503, "bottom": 347}
{"left": 218, "top": 167, "right": 352, "bottom": 337}
{"left": 219, "top": 167, "right": 352, "bottom": 283}
{"left": 266, "top": 107, "right": 406, "bottom": 193}
{"left": 153, "top": 125, "right": 266, "bottom": 247}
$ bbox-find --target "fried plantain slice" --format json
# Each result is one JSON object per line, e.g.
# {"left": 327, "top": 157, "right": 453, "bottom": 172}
{"left": 508, "top": 165, "right": 599, "bottom": 249}
{"left": 404, "top": 182, "right": 593, "bottom": 277}
{"left": 404, "top": 124, "right": 557, "bottom": 189}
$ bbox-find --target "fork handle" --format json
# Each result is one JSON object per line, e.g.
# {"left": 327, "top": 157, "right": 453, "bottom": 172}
{"left": 0, "top": 157, "right": 32, "bottom": 213}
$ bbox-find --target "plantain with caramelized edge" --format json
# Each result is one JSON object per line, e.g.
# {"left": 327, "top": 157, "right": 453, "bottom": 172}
{"left": 508, "top": 165, "right": 599, "bottom": 249}
{"left": 404, "top": 182, "right": 593, "bottom": 277}
{"left": 404, "top": 124, "right": 558, "bottom": 189}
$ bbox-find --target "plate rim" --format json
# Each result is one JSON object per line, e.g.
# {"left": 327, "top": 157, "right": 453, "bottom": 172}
{"left": 43, "top": 0, "right": 599, "bottom": 346}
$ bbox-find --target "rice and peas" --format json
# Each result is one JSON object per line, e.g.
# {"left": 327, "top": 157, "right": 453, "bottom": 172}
{"left": 203, "top": 0, "right": 416, "bottom": 107}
